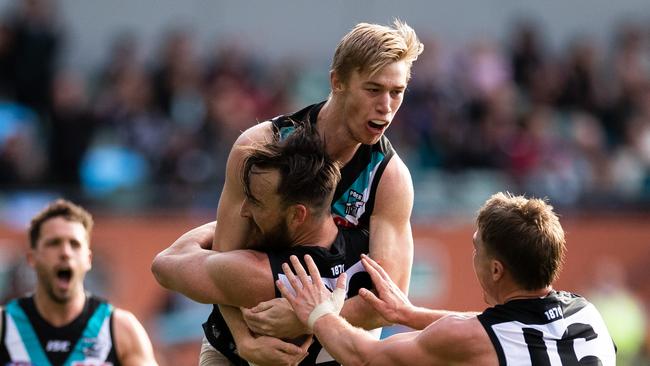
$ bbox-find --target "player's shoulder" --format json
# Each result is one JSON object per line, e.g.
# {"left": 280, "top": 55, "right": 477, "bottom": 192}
{"left": 233, "top": 121, "right": 274, "bottom": 147}
{"left": 375, "top": 152, "right": 413, "bottom": 199}
{"left": 424, "top": 314, "right": 485, "bottom": 346}
{"left": 422, "top": 314, "right": 493, "bottom": 362}
{"left": 111, "top": 307, "right": 146, "bottom": 337}
{"left": 111, "top": 307, "right": 158, "bottom": 365}
{"left": 112, "top": 307, "right": 133, "bottom": 323}
{"left": 383, "top": 152, "right": 411, "bottom": 177}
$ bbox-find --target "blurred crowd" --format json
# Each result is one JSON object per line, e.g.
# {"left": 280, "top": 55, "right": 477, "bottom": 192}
{"left": 1, "top": 2, "right": 650, "bottom": 364}
{"left": 1, "top": 0, "right": 650, "bottom": 212}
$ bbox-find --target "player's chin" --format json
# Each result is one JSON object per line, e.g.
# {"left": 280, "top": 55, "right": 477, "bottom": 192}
{"left": 362, "top": 135, "right": 383, "bottom": 145}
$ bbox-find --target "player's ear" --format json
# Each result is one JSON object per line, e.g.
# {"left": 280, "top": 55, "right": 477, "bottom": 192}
{"left": 26, "top": 247, "right": 36, "bottom": 268}
{"left": 330, "top": 70, "right": 345, "bottom": 93}
{"left": 491, "top": 259, "right": 504, "bottom": 282}
{"left": 288, "top": 204, "right": 308, "bottom": 229}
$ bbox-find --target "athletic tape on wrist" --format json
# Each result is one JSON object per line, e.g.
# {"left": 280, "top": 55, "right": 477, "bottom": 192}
{"left": 307, "top": 287, "right": 346, "bottom": 330}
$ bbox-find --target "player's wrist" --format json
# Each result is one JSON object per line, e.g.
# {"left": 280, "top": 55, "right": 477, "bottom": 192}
{"left": 307, "top": 287, "right": 346, "bottom": 331}
{"left": 311, "top": 312, "right": 339, "bottom": 332}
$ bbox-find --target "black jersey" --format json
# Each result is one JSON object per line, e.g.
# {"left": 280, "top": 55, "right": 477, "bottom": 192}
{"left": 203, "top": 102, "right": 395, "bottom": 363}
{"left": 1, "top": 294, "right": 120, "bottom": 366}
{"left": 203, "top": 228, "right": 371, "bottom": 366}
{"left": 271, "top": 102, "right": 396, "bottom": 230}
{"left": 477, "top": 290, "right": 616, "bottom": 366}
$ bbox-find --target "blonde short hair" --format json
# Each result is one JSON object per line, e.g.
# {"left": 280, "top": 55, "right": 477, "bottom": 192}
{"left": 331, "top": 19, "right": 424, "bottom": 83}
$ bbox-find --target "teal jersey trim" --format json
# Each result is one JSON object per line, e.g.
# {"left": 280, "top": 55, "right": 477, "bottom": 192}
{"left": 278, "top": 126, "right": 295, "bottom": 141}
{"left": 332, "top": 151, "right": 386, "bottom": 225}
{"left": 65, "top": 302, "right": 113, "bottom": 365}
{"left": 5, "top": 299, "right": 51, "bottom": 366}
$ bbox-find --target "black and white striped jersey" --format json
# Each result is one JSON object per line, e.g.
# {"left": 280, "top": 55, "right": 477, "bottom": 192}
{"left": 478, "top": 290, "right": 616, "bottom": 366}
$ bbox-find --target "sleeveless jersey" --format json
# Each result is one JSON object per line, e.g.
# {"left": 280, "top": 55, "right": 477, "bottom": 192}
{"left": 203, "top": 228, "right": 372, "bottom": 366}
{"left": 271, "top": 102, "right": 396, "bottom": 230}
{"left": 477, "top": 290, "right": 616, "bottom": 366}
{"left": 203, "top": 102, "right": 395, "bottom": 363}
{"left": 0, "top": 294, "right": 119, "bottom": 366}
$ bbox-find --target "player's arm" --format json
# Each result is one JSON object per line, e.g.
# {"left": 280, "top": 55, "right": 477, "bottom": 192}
{"left": 339, "top": 154, "right": 415, "bottom": 329}
{"left": 357, "top": 254, "right": 480, "bottom": 330}
{"left": 311, "top": 313, "right": 487, "bottom": 365}
{"left": 242, "top": 155, "right": 415, "bottom": 335}
{"left": 112, "top": 308, "right": 158, "bottom": 366}
{"left": 212, "top": 121, "right": 273, "bottom": 251}
{"left": 151, "top": 223, "right": 274, "bottom": 307}
{"left": 278, "top": 255, "right": 489, "bottom": 366}
{"left": 220, "top": 305, "right": 313, "bottom": 366}
{"left": 209, "top": 121, "right": 307, "bottom": 364}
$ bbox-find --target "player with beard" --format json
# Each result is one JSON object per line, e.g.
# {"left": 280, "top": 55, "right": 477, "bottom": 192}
{"left": 165, "top": 19, "right": 423, "bottom": 365}
{"left": 152, "top": 125, "right": 374, "bottom": 365}
{"left": 0, "top": 199, "right": 157, "bottom": 365}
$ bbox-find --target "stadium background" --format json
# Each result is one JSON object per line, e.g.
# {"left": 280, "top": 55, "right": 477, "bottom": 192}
{"left": 0, "top": 0, "right": 649, "bottom": 364}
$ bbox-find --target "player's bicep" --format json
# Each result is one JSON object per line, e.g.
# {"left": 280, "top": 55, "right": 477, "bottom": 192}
{"left": 368, "top": 155, "right": 414, "bottom": 292}
{"left": 204, "top": 251, "right": 276, "bottom": 308}
{"left": 157, "top": 249, "right": 229, "bottom": 304}
{"left": 358, "top": 331, "right": 437, "bottom": 365}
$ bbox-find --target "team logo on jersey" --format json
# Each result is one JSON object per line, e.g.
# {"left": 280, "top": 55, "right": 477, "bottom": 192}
{"left": 80, "top": 337, "right": 106, "bottom": 358}
{"left": 46, "top": 340, "right": 71, "bottom": 352}
{"left": 344, "top": 190, "right": 365, "bottom": 217}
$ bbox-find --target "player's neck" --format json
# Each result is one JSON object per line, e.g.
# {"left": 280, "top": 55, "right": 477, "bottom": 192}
{"left": 293, "top": 216, "right": 339, "bottom": 250}
{"left": 318, "top": 99, "right": 361, "bottom": 164}
{"left": 501, "top": 287, "right": 553, "bottom": 304}
{"left": 33, "top": 286, "right": 86, "bottom": 327}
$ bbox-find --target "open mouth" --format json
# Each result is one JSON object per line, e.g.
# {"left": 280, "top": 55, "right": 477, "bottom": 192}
{"left": 56, "top": 268, "right": 73, "bottom": 284}
{"left": 368, "top": 120, "right": 388, "bottom": 130}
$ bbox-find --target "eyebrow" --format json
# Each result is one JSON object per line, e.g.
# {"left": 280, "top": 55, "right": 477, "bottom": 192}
{"left": 244, "top": 189, "right": 262, "bottom": 206}
{"left": 363, "top": 81, "right": 406, "bottom": 90}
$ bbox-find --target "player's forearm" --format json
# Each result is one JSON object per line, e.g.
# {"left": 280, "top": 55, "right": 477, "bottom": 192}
{"left": 401, "top": 307, "right": 480, "bottom": 330}
{"left": 340, "top": 295, "right": 390, "bottom": 329}
{"left": 402, "top": 307, "right": 454, "bottom": 330}
{"left": 312, "top": 313, "right": 378, "bottom": 366}
{"left": 218, "top": 305, "right": 257, "bottom": 360}
{"left": 212, "top": 212, "right": 251, "bottom": 252}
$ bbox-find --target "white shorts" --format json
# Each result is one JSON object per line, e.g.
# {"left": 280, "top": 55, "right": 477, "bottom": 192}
{"left": 199, "top": 336, "right": 235, "bottom": 366}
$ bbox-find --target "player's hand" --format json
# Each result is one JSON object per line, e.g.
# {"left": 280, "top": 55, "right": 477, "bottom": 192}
{"left": 277, "top": 255, "right": 346, "bottom": 328}
{"left": 179, "top": 221, "right": 216, "bottom": 250}
{"left": 242, "top": 297, "right": 310, "bottom": 339}
{"left": 238, "top": 333, "right": 312, "bottom": 366}
{"left": 357, "top": 254, "right": 414, "bottom": 325}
